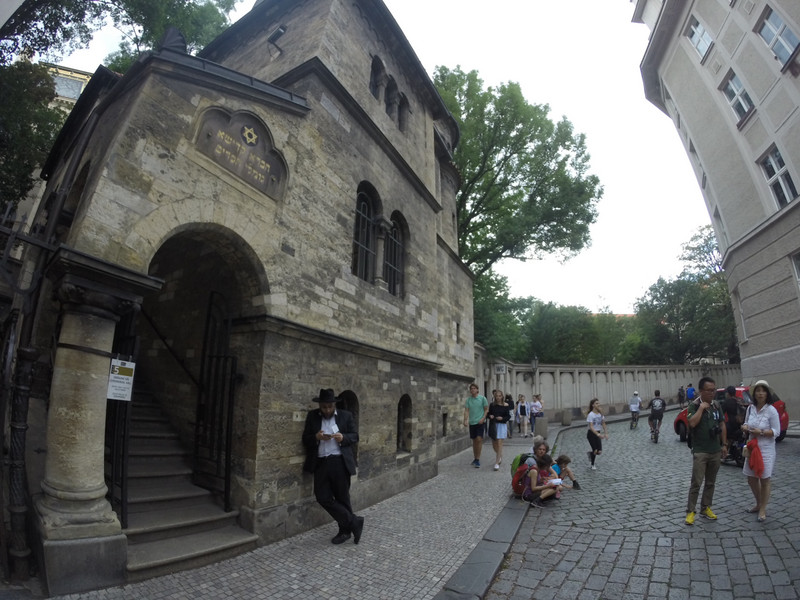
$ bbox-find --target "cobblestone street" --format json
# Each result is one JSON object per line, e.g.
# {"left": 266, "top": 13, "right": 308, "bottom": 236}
{"left": 486, "top": 418, "right": 800, "bottom": 600}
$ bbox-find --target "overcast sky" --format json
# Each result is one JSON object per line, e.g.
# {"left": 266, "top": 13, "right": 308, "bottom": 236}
{"left": 61, "top": 0, "right": 711, "bottom": 314}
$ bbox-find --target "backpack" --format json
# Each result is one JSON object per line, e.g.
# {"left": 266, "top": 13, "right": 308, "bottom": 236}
{"left": 510, "top": 452, "right": 534, "bottom": 475}
{"left": 512, "top": 463, "right": 535, "bottom": 498}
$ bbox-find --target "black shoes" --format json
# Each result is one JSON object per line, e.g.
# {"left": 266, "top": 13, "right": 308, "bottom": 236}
{"left": 331, "top": 532, "right": 351, "bottom": 544}
{"left": 352, "top": 516, "right": 365, "bottom": 544}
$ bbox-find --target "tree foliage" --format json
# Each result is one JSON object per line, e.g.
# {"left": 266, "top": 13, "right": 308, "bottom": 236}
{"left": 433, "top": 66, "right": 603, "bottom": 278}
{"left": 0, "top": 61, "right": 64, "bottom": 209}
{"left": 0, "top": 1, "right": 236, "bottom": 69}
{"left": 103, "top": 0, "right": 236, "bottom": 72}
{"left": 472, "top": 272, "right": 528, "bottom": 362}
{"left": 623, "top": 226, "right": 738, "bottom": 364}
{"left": 0, "top": 1, "right": 106, "bottom": 65}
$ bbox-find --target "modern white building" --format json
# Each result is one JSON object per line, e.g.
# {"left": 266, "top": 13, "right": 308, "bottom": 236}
{"left": 633, "top": 0, "right": 800, "bottom": 411}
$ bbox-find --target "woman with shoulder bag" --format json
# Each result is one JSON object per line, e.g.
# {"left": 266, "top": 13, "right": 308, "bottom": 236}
{"left": 487, "top": 390, "right": 511, "bottom": 471}
{"left": 741, "top": 380, "right": 781, "bottom": 522}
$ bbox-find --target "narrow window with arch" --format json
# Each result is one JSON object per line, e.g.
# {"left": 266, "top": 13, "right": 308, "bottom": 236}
{"left": 351, "top": 185, "right": 378, "bottom": 282}
{"left": 398, "top": 94, "right": 409, "bottom": 132}
{"left": 384, "top": 77, "right": 398, "bottom": 120}
{"left": 383, "top": 212, "right": 406, "bottom": 296}
{"left": 369, "top": 56, "right": 386, "bottom": 100}
{"left": 397, "top": 394, "right": 412, "bottom": 453}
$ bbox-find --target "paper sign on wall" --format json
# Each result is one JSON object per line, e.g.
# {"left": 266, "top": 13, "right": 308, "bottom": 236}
{"left": 107, "top": 359, "right": 135, "bottom": 401}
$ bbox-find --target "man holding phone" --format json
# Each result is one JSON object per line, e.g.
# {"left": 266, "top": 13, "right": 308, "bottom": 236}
{"left": 302, "top": 388, "right": 364, "bottom": 544}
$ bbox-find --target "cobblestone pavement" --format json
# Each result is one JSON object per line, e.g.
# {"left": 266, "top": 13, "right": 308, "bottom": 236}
{"left": 4, "top": 416, "right": 799, "bottom": 599}
{"left": 41, "top": 435, "right": 528, "bottom": 600}
{"left": 486, "top": 417, "right": 800, "bottom": 600}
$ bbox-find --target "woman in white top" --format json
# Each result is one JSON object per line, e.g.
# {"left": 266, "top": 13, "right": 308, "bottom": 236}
{"left": 741, "top": 380, "right": 781, "bottom": 522}
{"left": 586, "top": 398, "right": 608, "bottom": 470}
{"left": 516, "top": 395, "right": 530, "bottom": 438}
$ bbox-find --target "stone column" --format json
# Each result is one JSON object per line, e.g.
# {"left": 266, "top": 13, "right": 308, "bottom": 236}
{"left": 34, "top": 247, "right": 161, "bottom": 595}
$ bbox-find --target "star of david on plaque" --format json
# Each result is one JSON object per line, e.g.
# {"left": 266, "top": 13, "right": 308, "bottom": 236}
{"left": 241, "top": 126, "right": 258, "bottom": 146}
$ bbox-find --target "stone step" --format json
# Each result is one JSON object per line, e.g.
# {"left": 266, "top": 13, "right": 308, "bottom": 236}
{"left": 127, "top": 478, "right": 211, "bottom": 511}
{"left": 128, "top": 438, "right": 188, "bottom": 456}
{"left": 127, "top": 460, "right": 192, "bottom": 479}
{"left": 126, "top": 525, "right": 259, "bottom": 582}
{"left": 125, "top": 500, "right": 240, "bottom": 544}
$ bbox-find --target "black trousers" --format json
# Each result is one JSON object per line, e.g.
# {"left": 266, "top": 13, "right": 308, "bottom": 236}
{"left": 314, "top": 455, "right": 354, "bottom": 533}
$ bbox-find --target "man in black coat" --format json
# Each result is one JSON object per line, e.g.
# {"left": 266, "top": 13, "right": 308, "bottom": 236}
{"left": 302, "top": 388, "right": 364, "bottom": 544}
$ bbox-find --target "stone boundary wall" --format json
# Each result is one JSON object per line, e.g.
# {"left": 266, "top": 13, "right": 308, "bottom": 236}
{"left": 473, "top": 351, "right": 742, "bottom": 425}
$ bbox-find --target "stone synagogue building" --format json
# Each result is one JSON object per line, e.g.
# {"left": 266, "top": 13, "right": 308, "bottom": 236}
{"left": 1, "top": 0, "right": 474, "bottom": 593}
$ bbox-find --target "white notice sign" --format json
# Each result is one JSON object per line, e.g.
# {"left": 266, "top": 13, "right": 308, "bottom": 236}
{"left": 107, "top": 359, "right": 135, "bottom": 401}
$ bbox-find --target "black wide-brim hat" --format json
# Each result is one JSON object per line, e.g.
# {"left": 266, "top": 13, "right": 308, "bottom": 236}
{"left": 313, "top": 388, "right": 338, "bottom": 403}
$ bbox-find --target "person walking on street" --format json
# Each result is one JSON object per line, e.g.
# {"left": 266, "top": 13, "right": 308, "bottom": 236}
{"left": 686, "top": 383, "right": 696, "bottom": 404}
{"left": 685, "top": 377, "right": 727, "bottom": 525}
{"left": 488, "top": 390, "right": 512, "bottom": 470}
{"left": 517, "top": 394, "right": 531, "bottom": 438}
{"left": 741, "top": 380, "right": 781, "bottom": 522}
{"left": 629, "top": 391, "right": 642, "bottom": 429}
{"left": 504, "top": 394, "right": 515, "bottom": 439}
{"left": 530, "top": 394, "right": 544, "bottom": 435}
{"left": 678, "top": 385, "right": 686, "bottom": 409}
{"left": 464, "top": 383, "right": 489, "bottom": 468}
{"left": 586, "top": 399, "right": 608, "bottom": 470}
{"left": 302, "top": 388, "right": 364, "bottom": 544}
{"left": 648, "top": 390, "right": 666, "bottom": 439}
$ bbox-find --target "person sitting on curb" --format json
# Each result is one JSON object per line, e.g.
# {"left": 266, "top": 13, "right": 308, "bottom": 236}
{"left": 525, "top": 454, "right": 562, "bottom": 507}
{"left": 553, "top": 455, "right": 581, "bottom": 490}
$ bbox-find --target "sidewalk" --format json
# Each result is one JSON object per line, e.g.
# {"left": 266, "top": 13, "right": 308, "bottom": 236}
{"left": 2, "top": 427, "right": 546, "bottom": 600}
{"left": 3, "top": 409, "right": 797, "bottom": 599}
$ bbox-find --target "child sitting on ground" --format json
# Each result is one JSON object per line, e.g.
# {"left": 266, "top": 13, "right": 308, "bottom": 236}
{"left": 525, "top": 454, "right": 563, "bottom": 507}
{"left": 552, "top": 454, "right": 581, "bottom": 490}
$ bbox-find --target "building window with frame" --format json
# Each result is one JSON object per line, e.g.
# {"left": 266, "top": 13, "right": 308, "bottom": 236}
{"left": 760, "top": 146, "right": 798, "bottom": 209}
{"left": 758, "top": 7, "right": 800, "bottom": 66}
{"left": 687, "top": 17, "right": 713, "bottom": 58}
{"left": 383, "top": 212, "right": 405, "bottom": 297}
{"left": 352, "top": 187, "right": 378, "bottom": 282}
{"left": 722, "top": 72, "right": 754, "bottom": 122}
{"left": 792, "top": 252, "right": 800, "bottom": 282}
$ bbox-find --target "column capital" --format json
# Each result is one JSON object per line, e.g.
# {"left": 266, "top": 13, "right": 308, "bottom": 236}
{"left": 45, "top": 245, "right": 163, "bottom": 317}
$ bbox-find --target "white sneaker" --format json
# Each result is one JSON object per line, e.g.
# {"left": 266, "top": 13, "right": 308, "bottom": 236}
{"left": 591, "top": 465, "right": 597, "bottom": 470}
{"left": 493, "top": 464, "right": 499, "bottom": 471}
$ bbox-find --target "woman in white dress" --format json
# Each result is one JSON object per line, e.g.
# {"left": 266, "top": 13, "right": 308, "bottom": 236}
{"left": 741, "top": 380, "right": 781, "bottom": 522}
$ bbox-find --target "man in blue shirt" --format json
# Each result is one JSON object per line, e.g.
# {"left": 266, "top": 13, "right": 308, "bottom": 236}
{"left": 464, "top": 383, "right": 489, "bottom": 468}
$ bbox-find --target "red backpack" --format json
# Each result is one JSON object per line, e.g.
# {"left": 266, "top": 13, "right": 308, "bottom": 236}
{"left": 512, "top": 463, "right": 534, "bottom": 497}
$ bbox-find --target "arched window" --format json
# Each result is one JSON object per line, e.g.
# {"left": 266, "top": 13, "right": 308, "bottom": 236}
{"left": 383, "top": 212, "right": 406, "bottom": 296}
{"left": 397, "top": 94, "right": 409, "bottom": 132}
{"left": 337, "top": 390, "right": 360, "bottom": 463}
{"left": 369, "top": 56, "right": 386, "bottom": 100}
{"left": 351, "top": 184, "right": 378, "bottom": 282}
{"left": 384, "top": 77, "right": 398, "bottom": 120}
{"left": 397, "top": 394, "right": 412, "bottom": 453}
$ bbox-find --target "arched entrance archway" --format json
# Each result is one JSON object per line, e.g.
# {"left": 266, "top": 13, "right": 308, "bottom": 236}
{"left": 133, "top": 226, "right": 268, "bottom": 502}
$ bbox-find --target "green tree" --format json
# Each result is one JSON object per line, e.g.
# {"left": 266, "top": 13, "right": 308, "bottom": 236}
{"left": 0, "top": 1, "right": 106, "bottom": 65}
{"left": 1, "top": 1, "right": 236, "bottom": 69}
{"left": 0, "top": 61, "right": 64, "bottom": 209}
{"left": 588, "top": 309, "right": 633, "bottom": 365}
{"left": 472, "top": 273, "right": 528, "bottom": 361}
{"left": 627, "top": 226, "right": 738, "bottom": 364}
{"left": 520, "top": 301, "right": 599, "bottom": 364}
{"left": 104, "top": 0, "right": 236, "bottom": 72}
{"left": 433, "top": 66, "right": 602, "bottom": 278}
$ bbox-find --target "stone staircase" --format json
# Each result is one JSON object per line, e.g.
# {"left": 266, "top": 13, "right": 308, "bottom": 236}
{"left": 122, "top": 396, "right": 259, "bottom": 582}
